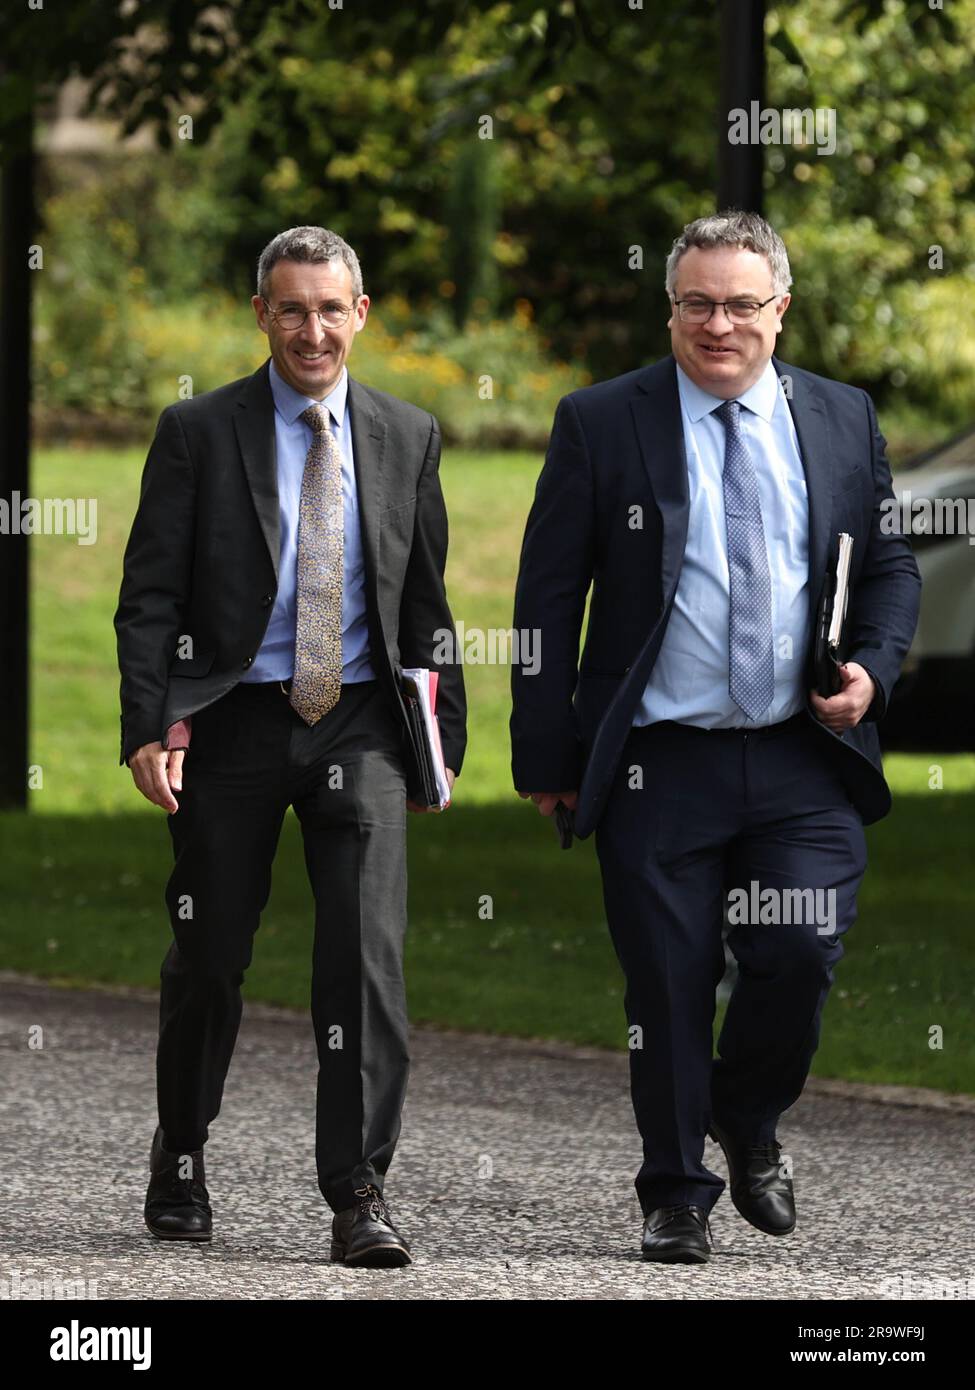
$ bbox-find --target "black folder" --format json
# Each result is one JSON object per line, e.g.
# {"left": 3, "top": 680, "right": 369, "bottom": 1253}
{"left": 399, "top": 669, "right": 449, "bottom": 809}
{"left": 814, "top": 532, "right": 854, "bottom": 697}
{"left": 554, "top": 799, "right": 575, "bottom": 850}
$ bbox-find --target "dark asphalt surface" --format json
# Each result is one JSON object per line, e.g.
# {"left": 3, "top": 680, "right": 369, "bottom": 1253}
{"left": 1, "top": 977, "right": 971, "bottom": 1301}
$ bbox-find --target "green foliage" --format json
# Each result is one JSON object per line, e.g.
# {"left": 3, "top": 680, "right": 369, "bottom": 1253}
{"left": 0, "top": 0, "right": 252, "bottom": 158}
{"left": 8, "top": 440, "right": 975, "bottom": 1082}
{"left": 190, "top": 2, "right": 717, "bottom": 377}
{"left": 368, "top": 300, "right": 590, "bottom": 447}
{"left": 35, "top": 292, "right": 588, "bottom": 447}
{"left": 33, "top": 153, "right": 257, "bottom": 418}
{"left": 445, "top": 136, "right": 500, "bottom": 329}
{"left": 23, "top": 0, "right": 975, "bottom": 436}
{"left": 766, "top": 0, "right": 975, "bottom": 424}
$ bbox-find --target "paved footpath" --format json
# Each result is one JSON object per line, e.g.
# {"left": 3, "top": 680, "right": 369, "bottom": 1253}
{"left": 0, "top": 976, "right": 971, "bottom": 1301}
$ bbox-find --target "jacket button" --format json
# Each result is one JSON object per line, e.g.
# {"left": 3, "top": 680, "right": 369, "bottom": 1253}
{"left": 261, "top": 594, "right": 273, "bottom": 606}
{"left": 242, "top": 656, "right": 253, "bottom": 669}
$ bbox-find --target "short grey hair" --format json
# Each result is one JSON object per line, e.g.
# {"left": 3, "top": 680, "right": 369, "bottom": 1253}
{"left": 664, "top": 210, "right": 792, "bottom": 297}
{"left": 256, "top": 226, "right": 364, "bottom": 301}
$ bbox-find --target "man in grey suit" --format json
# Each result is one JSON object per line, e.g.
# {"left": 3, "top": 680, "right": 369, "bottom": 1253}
{"left": 115, "top": 226, "right": 466, "bottom": 1267}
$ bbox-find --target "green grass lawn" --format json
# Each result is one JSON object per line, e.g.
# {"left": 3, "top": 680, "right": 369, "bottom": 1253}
{"left": 2, "top": 444, "right": 973, "bottom": 1094}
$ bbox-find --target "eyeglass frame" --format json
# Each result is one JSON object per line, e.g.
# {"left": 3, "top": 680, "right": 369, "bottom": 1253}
{"left": 261, "top": 296, "right": 361, "bottom": 330}
{"left": 671, "top": 293, "right": 780, "bottom": 324}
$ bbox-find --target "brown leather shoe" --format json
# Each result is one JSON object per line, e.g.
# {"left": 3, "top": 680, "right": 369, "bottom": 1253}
{"left": 708, "top": 1119, "right": 796, "bottom": 1236}
{"left": 641, "top": 1203, "right": 712, "bottom": 1263}
{"left": 330, "top": 1185, "right": 412, "bottom": 1268}
{"left": 144, "top": 1127, "right": 212, "bottom": 1241}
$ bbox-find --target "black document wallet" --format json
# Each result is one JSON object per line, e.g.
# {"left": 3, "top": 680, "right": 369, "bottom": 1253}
{"left": 814, "top": 532, "right": 854, "bottom": 698}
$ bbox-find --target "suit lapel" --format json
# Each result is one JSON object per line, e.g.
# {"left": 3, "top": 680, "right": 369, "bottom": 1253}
{"left": 582, "top": 360, "right": 689, "bottom": 810}
{"left": 774, "top": 355, "right": 832, "bottom": 602}
{"left": 631, "top": 352, "right": 835, "bottom": 609}
{"left": 346, "top": 376, "right": 386, "bottom": 587}
{"left": 233, "top": 363, "right": 389, "bottom": 592}
{"left": 233, "top": 361, "right": 281, "bottom": 581}
{"left": 629, "top": 356, "right": 690, "bottom": 610}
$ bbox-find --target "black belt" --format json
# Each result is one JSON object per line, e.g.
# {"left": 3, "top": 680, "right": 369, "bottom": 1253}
{"left": 237, "top": 678, "right": 378, "bottom": 696}
{"left": 636, "top": 711, "right": 807, "bottom": 740}
{"left": 232, "top": 678, "right": 292, "bottom": 695}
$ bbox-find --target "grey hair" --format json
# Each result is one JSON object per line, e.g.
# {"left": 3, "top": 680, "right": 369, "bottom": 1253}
{"left": 256, "top": 226, "right": 364, "bottom": 301}
{"left": 664, "top": 210, "right": 793, "bottom": 297}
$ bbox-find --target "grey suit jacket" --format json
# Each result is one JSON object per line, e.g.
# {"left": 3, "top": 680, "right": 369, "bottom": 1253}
{"left": 115, "top": 359, "right": 467, "bottom": 782}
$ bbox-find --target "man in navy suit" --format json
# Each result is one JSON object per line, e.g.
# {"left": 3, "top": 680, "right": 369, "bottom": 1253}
{"left": 510, "top": 211, "right": 920, "bottom": 1263}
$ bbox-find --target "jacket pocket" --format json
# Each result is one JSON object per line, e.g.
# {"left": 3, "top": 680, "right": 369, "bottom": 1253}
{"left": 379, "top": 495, "right": 417, "bottom": 522}
{"left": 168, "top": 650, "right": 216, "bottom": 678}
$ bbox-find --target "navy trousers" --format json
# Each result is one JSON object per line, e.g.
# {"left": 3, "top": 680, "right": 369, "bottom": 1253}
{"left": 594, "top": 713, "right": 868, "bottom": 1217}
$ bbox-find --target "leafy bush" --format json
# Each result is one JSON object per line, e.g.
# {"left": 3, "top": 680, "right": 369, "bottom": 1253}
{"left": 35, "top": 287, "right": 588, "bottom": 447}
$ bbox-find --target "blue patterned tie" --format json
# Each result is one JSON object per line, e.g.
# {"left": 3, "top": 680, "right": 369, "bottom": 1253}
{"left": 714, "top": 399, "right": 774, "bottom": 721}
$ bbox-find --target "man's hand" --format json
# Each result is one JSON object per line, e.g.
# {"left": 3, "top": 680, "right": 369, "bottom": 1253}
{"left": 809, "top": 661, "right": 876, "bottom": 733}
{"left": 129, "top": 741, "right": 185, "bottom": 814}
{"left": 407, "top": 767, "right": 456, "bottom": 814}
{"left": 518, "top": 790, "right": 579, "bottom": 817}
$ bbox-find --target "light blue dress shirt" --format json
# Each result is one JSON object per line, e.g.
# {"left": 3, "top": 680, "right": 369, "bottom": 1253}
{"left": 635, "top": 359, "right": 810, "bottom": 728}
{"left": 242, "top": 360, "right": 375, "bottom": 684}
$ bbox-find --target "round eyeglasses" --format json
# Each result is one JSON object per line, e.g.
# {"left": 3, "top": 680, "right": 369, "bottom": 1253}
{"left": 263, "top": 298, "right": 359, "bottom": 330}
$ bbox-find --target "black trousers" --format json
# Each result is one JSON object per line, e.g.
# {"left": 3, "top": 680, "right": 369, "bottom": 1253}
{"left": 594, "top": 714, "right": 868, "bottom": 1217}
{"left": 157, "top": 678, "right": 409, "bottom": 1213}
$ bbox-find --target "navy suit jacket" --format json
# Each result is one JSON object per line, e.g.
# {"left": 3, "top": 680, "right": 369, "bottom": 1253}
{"left": 510, "top": 354, "right": 922, "bottom": 837}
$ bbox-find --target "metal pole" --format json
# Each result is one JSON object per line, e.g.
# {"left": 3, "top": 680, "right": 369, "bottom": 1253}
{"left": 0, "top": 100, "right": 34, "bottom": 810}
{"left": 717, "top": 0, "right": 766, "bottom": 213}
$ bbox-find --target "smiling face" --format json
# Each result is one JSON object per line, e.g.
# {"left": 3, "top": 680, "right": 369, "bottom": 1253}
{"left": 252, "top": 258, "right": 369, "bottom": 399}
{"left": 668, "top": 245, "right": 790, "bottom": 399}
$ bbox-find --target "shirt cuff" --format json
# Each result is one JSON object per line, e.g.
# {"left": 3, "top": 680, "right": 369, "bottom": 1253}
{"left": 164, "top": 716, "right": 193, "bottom": 751}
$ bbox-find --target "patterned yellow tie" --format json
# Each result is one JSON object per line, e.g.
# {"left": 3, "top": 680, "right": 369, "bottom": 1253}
{"left": 290, "top": 403, "right": 344, "bottom": 725}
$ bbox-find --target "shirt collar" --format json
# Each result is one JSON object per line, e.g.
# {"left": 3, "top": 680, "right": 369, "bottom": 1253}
{"left": 268, "top": 358, "right": 348, "bottom": 430}
{"left": 675, "top": 357, "right": 780, "bottom": 425}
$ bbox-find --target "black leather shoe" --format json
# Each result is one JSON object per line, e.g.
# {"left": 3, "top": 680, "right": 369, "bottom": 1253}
{"left": 708, "top": 1119, "right": 796, "bottom": 1236}
{"left": 144, "top": 1126, "right": 212, "bottom": 1241}
{"left": 330, "top": 1185, "right": 412, "bottom": 1268}
{"left": 641, "top": 1204, "right": 712, "bottom": 1263}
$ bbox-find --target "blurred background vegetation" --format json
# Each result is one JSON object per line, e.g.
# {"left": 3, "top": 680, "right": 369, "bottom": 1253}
{"left": 3, "top": 0, "right": 973, "bottom": 1086}
{"left": 3, "top": 442, "right": 972, "bottom": 1090}
{"left": 30, "top": 0, "right": 975, "bottom": 458}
